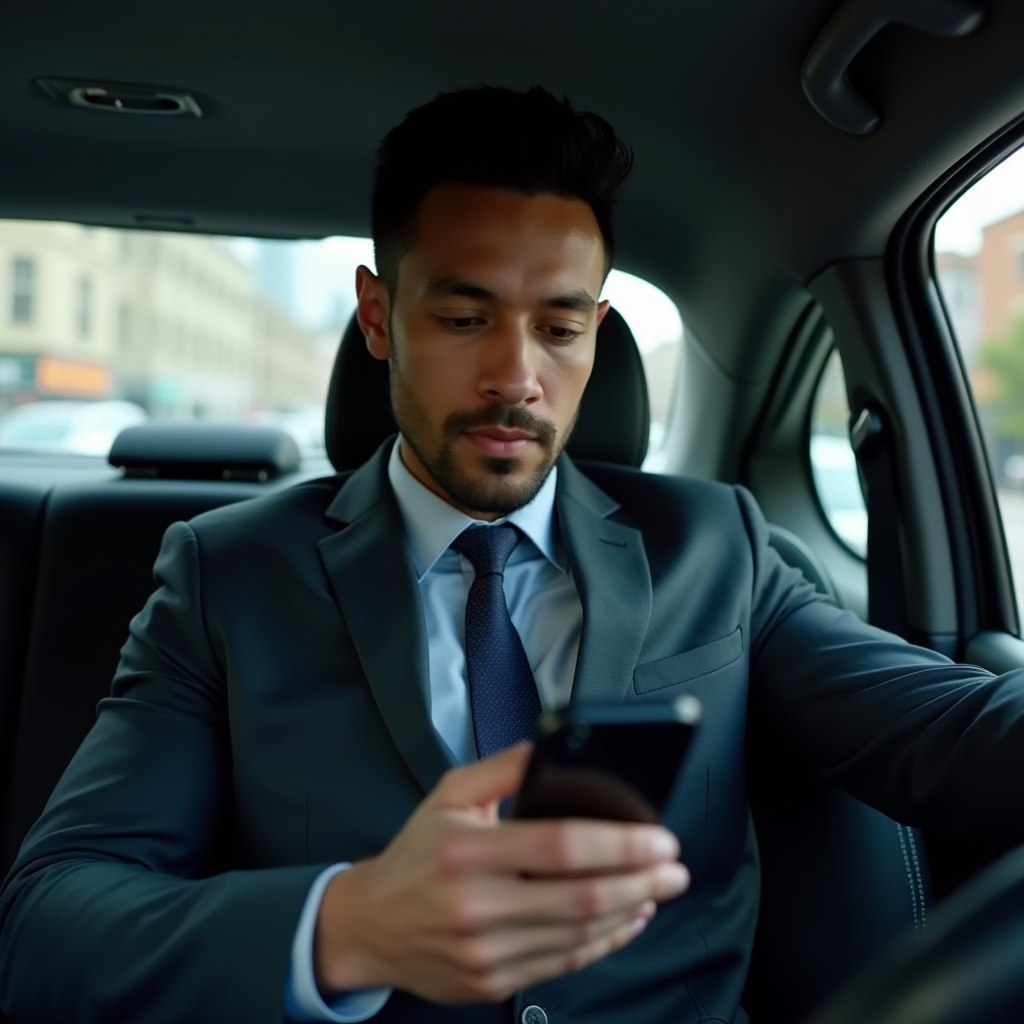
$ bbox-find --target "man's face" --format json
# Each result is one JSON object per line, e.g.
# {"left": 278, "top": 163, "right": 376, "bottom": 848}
{"left": 357, "top": 184, "right": 609, "bottom": 520}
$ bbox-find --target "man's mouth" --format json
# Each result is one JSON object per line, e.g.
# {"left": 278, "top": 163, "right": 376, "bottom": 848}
{"left": 463, "top": 427, "right": 538, "bottom": 458}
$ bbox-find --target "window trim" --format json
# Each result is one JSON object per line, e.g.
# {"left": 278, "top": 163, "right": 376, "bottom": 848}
{"left": 887, "top": 110, "right": 1024, "bottom": 642}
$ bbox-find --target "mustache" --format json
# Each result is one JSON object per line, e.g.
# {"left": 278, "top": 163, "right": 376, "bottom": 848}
{"left": 442, "top": 405, "right": 558, "bottom": 448}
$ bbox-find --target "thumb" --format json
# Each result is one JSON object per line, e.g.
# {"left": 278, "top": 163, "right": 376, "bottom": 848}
{"left": 434, "top": 742, "right": 533, "bottom": 809}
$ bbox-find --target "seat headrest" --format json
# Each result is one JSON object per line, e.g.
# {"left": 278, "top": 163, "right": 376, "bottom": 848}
{"left": 110, "top": 423, "right": 301, "bottom": 481}
{"left": 325, "top": 306, "right": 650, "bottom": 471}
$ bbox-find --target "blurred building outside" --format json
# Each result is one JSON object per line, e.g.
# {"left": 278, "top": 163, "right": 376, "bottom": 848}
{"left": 0, "top": 222, "right": 331, "bottom": 445}
{"left": 935, "top": 251, "right": 982, "bottom": 363}
{"left": 937, "top": 207, "right": 1024, "bottom": 483}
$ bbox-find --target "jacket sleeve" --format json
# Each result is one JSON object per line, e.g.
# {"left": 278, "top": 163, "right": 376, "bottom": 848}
{"left": 0, "top": 521, "right": 324, "bottom": 1024}
{"left": 736, "top": 486, "right": 1024, "bottom": 847}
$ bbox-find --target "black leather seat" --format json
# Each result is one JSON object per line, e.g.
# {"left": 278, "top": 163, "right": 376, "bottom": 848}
{"left": 325, "top": 308, "right": 930, "bottom": 1023}
{"left": 0, "top": 482, "right": 50, "bottom": 833}
{"left": 0, "top": 428, "right": 300, "bottom": 876}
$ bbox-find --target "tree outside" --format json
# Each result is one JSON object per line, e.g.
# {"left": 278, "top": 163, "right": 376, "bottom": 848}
{"left": 978, "top": 313, "right": 1024, "bottom": 475}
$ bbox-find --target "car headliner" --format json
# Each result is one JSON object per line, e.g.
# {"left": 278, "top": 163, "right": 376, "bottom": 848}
{"left": 3, "top": 0, "right": 1024, "bottom": 387}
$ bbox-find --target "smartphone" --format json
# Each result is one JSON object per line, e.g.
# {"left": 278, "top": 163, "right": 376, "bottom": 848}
{"left": 510, "top": 696, "right": 701, "bottom": 824}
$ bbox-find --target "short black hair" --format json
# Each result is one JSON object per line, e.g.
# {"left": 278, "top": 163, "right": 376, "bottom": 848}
{"left": 371, "top": 85, "right": 633, "bottom": 294}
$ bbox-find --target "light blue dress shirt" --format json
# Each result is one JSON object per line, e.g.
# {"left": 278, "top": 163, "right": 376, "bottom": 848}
{"left": 285, "top": 439, "right": 584, "bottom": 1021}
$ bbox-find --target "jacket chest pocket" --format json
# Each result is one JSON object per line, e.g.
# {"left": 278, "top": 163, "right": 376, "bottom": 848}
{"left": 633, "top": 628, "right": 750, "bottom": 880}
{"left": 633, "top": 626, "right": 744, "bottom": 695}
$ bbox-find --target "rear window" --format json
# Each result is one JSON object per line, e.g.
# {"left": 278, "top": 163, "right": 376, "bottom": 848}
{"left": 0, "top": 221, "right": 682, "bottom": 462}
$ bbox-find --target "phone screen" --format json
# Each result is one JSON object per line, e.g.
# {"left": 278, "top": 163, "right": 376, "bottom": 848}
{"left": 511, "top": 697, "right": 700, "bottom": 823}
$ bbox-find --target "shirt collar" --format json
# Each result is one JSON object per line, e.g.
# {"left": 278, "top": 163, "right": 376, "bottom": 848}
{"left": 387, "top": 437, "right": 564, "bottom": 581}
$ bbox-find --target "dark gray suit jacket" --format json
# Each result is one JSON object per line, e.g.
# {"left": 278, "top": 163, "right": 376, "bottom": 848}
{"left": 2, "top": 442, "right": 1024, "bottom": 1024}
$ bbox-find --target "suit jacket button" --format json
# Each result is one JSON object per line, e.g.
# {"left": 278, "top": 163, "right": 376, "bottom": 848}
{"left": 521, "top": 1006, "right": 548, "bottom": 1024}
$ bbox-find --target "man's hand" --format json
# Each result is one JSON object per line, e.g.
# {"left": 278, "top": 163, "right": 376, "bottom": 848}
{"left": 314, "top": 743, "right": 689, "bottom": 1004}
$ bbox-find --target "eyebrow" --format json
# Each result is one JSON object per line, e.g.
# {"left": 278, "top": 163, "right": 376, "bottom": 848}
{"left": 422, "top": 277, "right": 598, "bottom": 312}
{"left": 545, "top": 289, "right": 598, "bottom": 312}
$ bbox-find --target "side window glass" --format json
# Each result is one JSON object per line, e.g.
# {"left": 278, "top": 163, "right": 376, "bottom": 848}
{"left": 809, "top": 350, "right": 866, "bottom": 557}
{"left": 935, "top": 146, "right": 1024, "bottom": 612}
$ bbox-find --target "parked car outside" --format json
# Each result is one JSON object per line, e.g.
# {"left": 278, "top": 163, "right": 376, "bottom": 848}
{"left": 1004, "top": 453, "right": 1024, "bottom": 488}
{"left": 0, "top": 400, "right": 147, "bottom": 456}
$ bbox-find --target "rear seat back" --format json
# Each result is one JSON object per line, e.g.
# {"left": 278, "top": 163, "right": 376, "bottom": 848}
{"left": 0, "top": 482, "right": 49, "bottom": 824}
{"left": 0, "top": 426, "right": 304, "bottom": 876}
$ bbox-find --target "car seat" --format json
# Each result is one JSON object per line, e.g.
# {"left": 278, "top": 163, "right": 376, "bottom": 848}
{"left": 0, "top": 428, "right": 301, "bottom": 875}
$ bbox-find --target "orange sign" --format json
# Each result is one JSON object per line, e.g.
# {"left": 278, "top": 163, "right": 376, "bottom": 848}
{"left": 35, "top": 356, "right": 112, "bottom": 398}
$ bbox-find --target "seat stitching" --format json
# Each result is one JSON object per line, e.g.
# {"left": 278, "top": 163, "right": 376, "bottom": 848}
{"left": 895, "top": 823, "right": 919, "bottom": 936}
{"left": 907, "top": 828, "right": 927, "bottom": 933}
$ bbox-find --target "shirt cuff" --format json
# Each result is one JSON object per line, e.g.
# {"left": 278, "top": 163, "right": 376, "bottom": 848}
{"left": 284, "top": 863, "right": 393, "bottom": 1022}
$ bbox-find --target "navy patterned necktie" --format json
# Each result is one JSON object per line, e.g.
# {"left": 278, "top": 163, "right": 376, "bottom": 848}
{"left": 451, "top": 524, "right": 542, "bottom": 759}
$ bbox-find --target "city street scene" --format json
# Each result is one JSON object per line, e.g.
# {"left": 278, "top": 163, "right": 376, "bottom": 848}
{"left": 0, "top": 225, "right": 362, "bottom": 458}
{"left": 0, "top": 224, "right": 683, "bottom": 462}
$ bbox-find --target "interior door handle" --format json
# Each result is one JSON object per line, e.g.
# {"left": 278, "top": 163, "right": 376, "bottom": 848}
{"left": 801, "top": 0, "right": 984, "bottom": 134}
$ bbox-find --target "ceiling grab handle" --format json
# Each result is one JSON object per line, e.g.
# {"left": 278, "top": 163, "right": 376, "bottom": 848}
{"left": 801, "top": 0, "right": 984, "bottom": 135}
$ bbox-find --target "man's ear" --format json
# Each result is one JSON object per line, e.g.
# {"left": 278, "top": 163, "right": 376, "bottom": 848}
{"left": 596, "top": 298, "right": 611, "bottom": 328}
{"left": 355, "top": 265, "right": 391, "bottom": 361}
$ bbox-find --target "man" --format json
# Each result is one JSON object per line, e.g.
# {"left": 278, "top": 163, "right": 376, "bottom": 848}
{"left": 1, "top": 86, "right": 1023, "bottom": 1024}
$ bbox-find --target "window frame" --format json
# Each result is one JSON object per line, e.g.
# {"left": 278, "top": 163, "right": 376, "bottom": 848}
{"left": 888, "top": 110, "right": 1024, "bottom": 642}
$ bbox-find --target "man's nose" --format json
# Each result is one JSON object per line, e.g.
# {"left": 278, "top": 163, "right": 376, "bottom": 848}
{"left": 479, "top": 322, "right": 543, "bottom": 405}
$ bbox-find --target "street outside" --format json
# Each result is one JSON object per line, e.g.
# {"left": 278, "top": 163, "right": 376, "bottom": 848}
{"left": 997, "top": 489, "right": 1024, "bottom": 615}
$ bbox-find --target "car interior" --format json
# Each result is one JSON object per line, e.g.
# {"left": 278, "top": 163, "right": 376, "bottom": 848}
{"left": 3, "top": 0, "right": 1024, "bottom": 1021}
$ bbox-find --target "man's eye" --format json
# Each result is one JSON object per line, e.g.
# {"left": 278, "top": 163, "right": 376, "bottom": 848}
{"left": 541, "top": 325, "right": 580, "bottom": 342}
{"left": 441, "top": 316, "right": 484, "bottom": 330}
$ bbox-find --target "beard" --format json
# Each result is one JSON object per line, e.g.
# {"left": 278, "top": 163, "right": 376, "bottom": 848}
{"left": 389, "top": 358, "right": 572, "bottom": 516}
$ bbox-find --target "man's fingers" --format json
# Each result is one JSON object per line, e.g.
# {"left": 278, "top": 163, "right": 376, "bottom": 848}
{"left": 446, "top": 866, "right": 685, "bottom": 936}
{"left": 455, "top": 903, "right": 655, "bottom": 974}
{"left": 439, "top": 817, "right": 680, "bottom": 876}
{"left": 470, "top": 913, "right": 651, "bottom": 1001}
{"left": 513, "top": 863, "right": 687, "bottom": 922}
{"left": 434, "top": 743, "right": 533, "bottom": 810}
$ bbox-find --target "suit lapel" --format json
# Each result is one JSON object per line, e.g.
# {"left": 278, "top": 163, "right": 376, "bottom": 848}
{"left": 557, "top": 458, "right": 653, "bottom": 704}
{"left": 318, "top": 443, "right": 457, "bottom": 795}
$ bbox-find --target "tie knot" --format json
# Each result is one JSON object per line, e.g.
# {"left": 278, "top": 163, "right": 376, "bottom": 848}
{"left": 451, "top": 524, "right": 521, "bottom": 577}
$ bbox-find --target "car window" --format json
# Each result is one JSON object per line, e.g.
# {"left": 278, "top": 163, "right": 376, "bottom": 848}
{"left": 935, "top": 146, "right": 1024, "bottom": 614}
{"left": 809, "top": 349, "right": 866, "bottom": 557}
{"left": 0, "top": 221, "right": 682, "bottom": 463}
